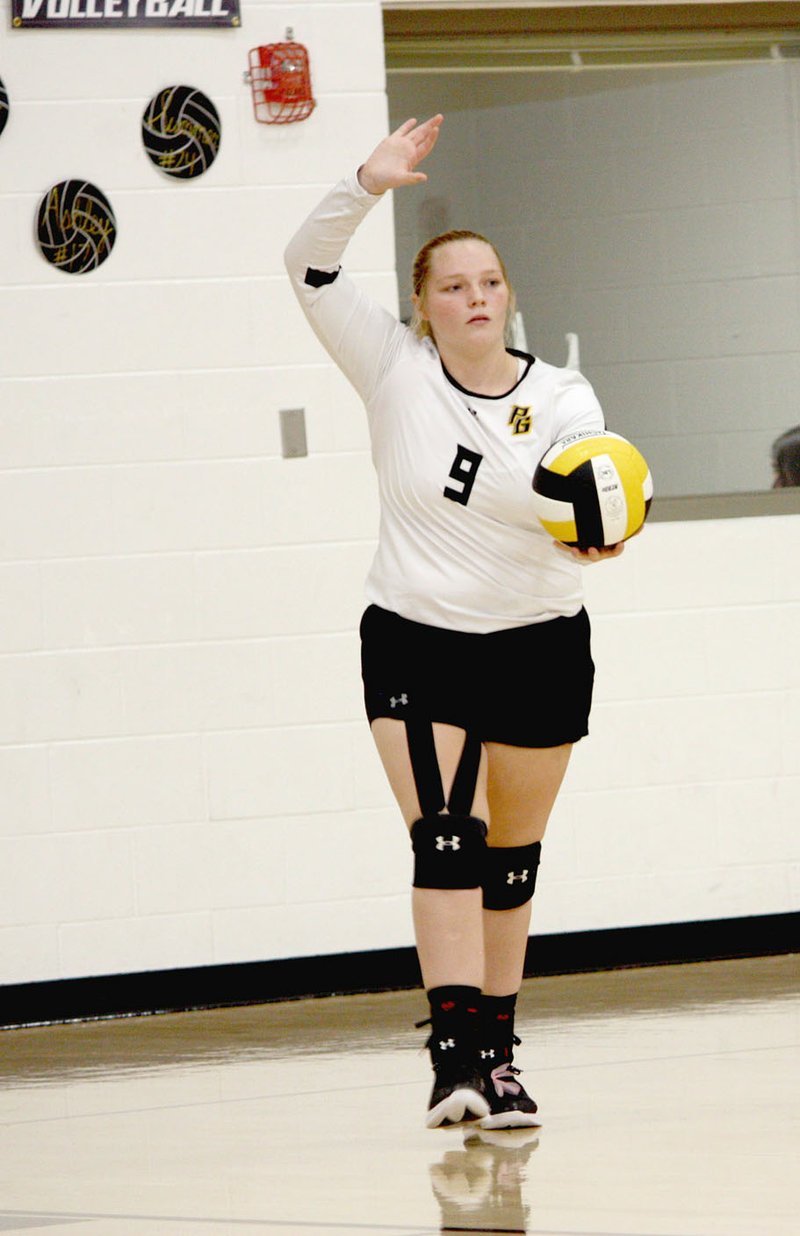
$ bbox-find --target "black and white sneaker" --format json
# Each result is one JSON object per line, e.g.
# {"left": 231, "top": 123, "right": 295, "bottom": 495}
{"left": 418, "top": 985, "right": 489, "bottom": 1129}
{"left": 479, "top": 1061, "right": 541, "bottom": 1130}
{"left": 426, "top": 1060, "right": 490, "bottom": 1129}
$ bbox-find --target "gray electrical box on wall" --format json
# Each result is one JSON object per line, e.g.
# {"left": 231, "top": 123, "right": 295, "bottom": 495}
{"left": 279, "top": 408, "right": 308, "bottom": 458}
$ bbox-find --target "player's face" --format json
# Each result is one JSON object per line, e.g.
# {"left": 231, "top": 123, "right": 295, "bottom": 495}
{"left": 417, "top": 240, "right": 509, "bottom": 352}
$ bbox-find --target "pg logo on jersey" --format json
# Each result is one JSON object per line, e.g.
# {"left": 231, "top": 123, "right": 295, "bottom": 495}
{"left": 508, "top": 405, "right": 532, "bottom": 436}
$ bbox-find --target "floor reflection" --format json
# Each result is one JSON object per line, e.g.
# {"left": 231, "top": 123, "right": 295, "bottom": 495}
{"left": 430, "top": 1126, "right": 539, "bottom": 1234}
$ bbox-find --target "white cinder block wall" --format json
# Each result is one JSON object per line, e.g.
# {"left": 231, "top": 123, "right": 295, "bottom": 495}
{"left": 0, "top": 10, "right": 797, "bottom": 989}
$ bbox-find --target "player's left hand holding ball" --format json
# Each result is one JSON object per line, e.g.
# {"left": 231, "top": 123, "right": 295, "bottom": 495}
{"left": 555, "top": 541, "right": 626, "bottom": 563}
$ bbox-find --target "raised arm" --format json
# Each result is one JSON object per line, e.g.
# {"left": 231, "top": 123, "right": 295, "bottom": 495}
{"left": 284, "top": 117, "right": 444, "bottom": 406}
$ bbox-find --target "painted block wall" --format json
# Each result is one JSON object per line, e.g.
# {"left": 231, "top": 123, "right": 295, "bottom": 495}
{"left": 389, "top": 64, "right": 800, "bottom": 497}
{"left": 0, "top": 8, "right": 797, "bottom": 987}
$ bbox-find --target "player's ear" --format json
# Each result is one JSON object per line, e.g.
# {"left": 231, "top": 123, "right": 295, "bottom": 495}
{"left": 411, "top": 292, "right": 428, "bottom": 321}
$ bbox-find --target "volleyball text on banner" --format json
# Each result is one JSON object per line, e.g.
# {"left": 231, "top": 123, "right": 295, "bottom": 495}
{"left": 11, "top": 0, "right": 241, "bottom": 29}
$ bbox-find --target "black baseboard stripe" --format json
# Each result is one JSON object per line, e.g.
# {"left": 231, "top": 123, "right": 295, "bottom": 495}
{"left": 2, "top": 911, "right": 797, "bottom": 1030}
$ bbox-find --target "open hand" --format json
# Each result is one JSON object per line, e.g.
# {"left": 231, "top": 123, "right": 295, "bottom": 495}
{"left": 357, "top": 115, "right": 444, "bottom": 195}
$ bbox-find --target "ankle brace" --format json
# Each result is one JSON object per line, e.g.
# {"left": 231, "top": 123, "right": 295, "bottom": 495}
{"left": 479, "top": 993, "right": 518, "bottom": 1065}
{"left": 425, "top": 985, "right": 482, "bottom": 1063}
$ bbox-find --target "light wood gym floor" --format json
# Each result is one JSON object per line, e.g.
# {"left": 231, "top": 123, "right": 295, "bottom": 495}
{"left": 0, "top": 954, "right": 797, "bottom": 1236}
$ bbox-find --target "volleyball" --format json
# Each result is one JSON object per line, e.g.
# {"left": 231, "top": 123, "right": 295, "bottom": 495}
{"left": 532, "top": 430, "right": 653, "bottom": 550}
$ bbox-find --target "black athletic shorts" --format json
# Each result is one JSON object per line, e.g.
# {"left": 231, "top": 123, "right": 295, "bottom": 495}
{"left": 359, "top": 603, "right": 595, "bottom": 748}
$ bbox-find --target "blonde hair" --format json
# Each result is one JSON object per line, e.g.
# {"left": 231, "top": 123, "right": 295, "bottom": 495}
{"left": 410, "top": 230, "right": 518, "bottom": 346}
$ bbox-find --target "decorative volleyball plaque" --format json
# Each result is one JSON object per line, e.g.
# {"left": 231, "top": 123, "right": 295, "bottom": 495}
{"left": 36, "top": 180, "right": 117, "bottom": 274}
{"left": 142, "top": 85, "right": 221, "bottom": 179}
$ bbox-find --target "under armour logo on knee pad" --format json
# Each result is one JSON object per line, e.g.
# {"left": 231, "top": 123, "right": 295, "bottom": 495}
{"left": 439, "top": 1038, "right": 456, "bottom": 1051}
{"left": 390, "top": 694, "right": 408, "bottom": 708}
{"left": 411, "top": 813, "right": 486, "bottom": 891}
{"left": 506, "top": 869, "right": 529, "bottom": 884}
{"left": 480, "top": 1049, "right": 496, "bottom": 1059}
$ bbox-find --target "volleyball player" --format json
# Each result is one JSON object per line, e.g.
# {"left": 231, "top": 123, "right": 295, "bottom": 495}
{"left": 285, "top": 115, "right": 623, "bottom": 1130}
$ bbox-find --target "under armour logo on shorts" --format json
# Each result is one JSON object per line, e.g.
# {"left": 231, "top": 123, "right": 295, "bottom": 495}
{"left": 439, "top": 1038, "right": 456, "bottom": 1051}
{"left": 436, "top": 836, "right": 461, "bottom": 851}
{"left": 389, "top": 694, "right": 408, "bottom": 708}
{"left": 480, "top": 1049, "right": 496, "bottom": 1059}
{"left": 506, "top": 869, "right": 529, "bottom": 884}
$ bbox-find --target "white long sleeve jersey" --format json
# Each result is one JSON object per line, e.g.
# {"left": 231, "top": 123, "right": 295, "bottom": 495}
{"left": 284, "top": 173, "right": 606, "bottom": 634}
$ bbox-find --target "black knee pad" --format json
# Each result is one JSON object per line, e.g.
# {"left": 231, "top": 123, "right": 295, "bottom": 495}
{"left": 482, "top": 841, "right": 541, "bottom": 910}
{"left": 411, "top": 814, "right": 488, "bottom": 890}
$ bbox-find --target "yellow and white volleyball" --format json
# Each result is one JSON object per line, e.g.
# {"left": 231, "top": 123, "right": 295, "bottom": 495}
{"left": 532, "top": 430, "right": 653, "bottom": 550}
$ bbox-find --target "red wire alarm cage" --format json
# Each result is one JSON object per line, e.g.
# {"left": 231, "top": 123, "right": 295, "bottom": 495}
{"left": 246, "top": 34, "right": 316, "bottom": 125}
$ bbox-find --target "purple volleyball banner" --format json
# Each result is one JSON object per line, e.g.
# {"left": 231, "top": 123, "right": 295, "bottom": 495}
{"left": 12, "top": 0, "right": 240, "bottom": 28}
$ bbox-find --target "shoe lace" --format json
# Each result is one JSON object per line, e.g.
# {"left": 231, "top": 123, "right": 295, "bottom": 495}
{"left": 414, "top": 1016, "right": 432, "bottom": 1053}
{"left": 490, "top": 1061, "right": 523, "bottom": 1097}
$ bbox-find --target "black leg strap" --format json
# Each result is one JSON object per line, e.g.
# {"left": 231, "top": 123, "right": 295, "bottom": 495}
{"left": 447, "top": 731, "right": 482, "bottom": 817}
{"left": 405, "top": 718, "right": 446, "bottom": 817}
{"left": 405, "top": 719, "right": 482, "bottom": 818}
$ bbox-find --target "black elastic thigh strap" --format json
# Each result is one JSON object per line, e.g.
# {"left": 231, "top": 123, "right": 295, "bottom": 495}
{"left": 447, "top": 732, "right": 482, "bottom": 817}
{"left": 405, "top": 718, "right": 446, "bottom": 817}
{"left": 406, "top": 720, "right": 481, "bottom": 819}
